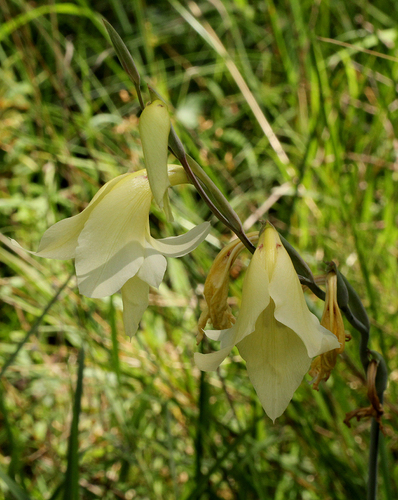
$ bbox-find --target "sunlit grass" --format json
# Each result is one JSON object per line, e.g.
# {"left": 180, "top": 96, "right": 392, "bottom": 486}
{"left": 1, "top": 0, "right": 397, "bottom": 499}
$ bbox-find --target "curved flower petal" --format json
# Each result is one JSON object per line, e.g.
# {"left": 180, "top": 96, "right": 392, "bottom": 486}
{"left": 35, "top": 174, "right": 130, "bottom": 259}
{"left": 121, "top": 277, "right": 150, "bottom": 337}
{"left": 229, "top": 242, "right": 270, "bottom": 345}
{"left": 270, "top": 240, "right": 340, "bottom": 358}
{"left": 137, "top": 249, "right": 167, "bottom": 289}
{"left": 237, "top": 301, "right": 312, "bottom": 422}
{"left": 201, "top": 234, "right": 270, "bottom": 346}
{"left": 168, "top": 164, "right": 189, "bottom": 186}
{"left": 194, "top": 346, "right": 233, "bottom": 372}
{"left": 75, "top": 173, "right": 151, "bottom": 298}
{"left": 310, "top": 271, "right": 348, "bottom": 389}
{"left": 149, "top": 222, "right": 211, "bottom": 258}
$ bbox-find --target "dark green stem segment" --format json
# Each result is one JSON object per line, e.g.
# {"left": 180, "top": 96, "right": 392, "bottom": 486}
{"left": 63, "top": 348, "right": 85, "bottom": 500}
{"left": 340, "top": 304, "right": 370, "bottom": 370}
{"left": 178, "top": 154, "right": 256, "bottom": 254}
{"left": 367, "top": 417, "right": 381, "bottom": 500}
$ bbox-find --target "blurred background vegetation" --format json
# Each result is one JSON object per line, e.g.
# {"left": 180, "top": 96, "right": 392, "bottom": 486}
{"left": 1, "top": 0, "right": 398, "bottom": 498}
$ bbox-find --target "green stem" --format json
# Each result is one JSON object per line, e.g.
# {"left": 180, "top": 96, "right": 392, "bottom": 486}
{"left": 134, "top": 81, "right": 145, "bottom": 111}
{"left": 195, "top": 368, "right": 206, "bottom": 483}
{"left": 186, "top": 155, "right": 248, "bottom": 240}
{"left": 179, "top": 154, "right": 256, "bottom": 254}
{"left": 340, "top": 305, "right": 370, "bottom": 371}
{"left": 298, "top": 276, "right": 325, "bottom": 301}
{"left": 367, "top": 418, "right": 380, "bottom": 500}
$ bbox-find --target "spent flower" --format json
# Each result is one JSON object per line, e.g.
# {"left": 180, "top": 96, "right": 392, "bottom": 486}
{"left": 197, "top": 232, "right": 259, "bottom": 343}
{"left": 309, "top": 270, "right": 349, "bottom": 389}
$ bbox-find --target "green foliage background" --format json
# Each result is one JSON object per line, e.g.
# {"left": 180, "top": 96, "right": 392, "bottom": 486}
{"left": 1, "top": 0, "right": 397, "bottom": 498}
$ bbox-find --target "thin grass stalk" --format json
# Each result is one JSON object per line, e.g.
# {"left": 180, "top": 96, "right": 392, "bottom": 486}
{"left": 379, "top": 432, "right": 393, "bottom": 500}
{"left": 165, "top": 404, "right": 178, "bottom": 498}
{"left": 109, "top": 296, "right": 121, "bottom": 384}
{"left": 0, "top": 466, "right": 31, "bottom": 500}
{"left": 0, "top": 383, "right": 18, "bottom": 483}
{"left": 195, "top": 369, "right": 206, "bottom": 486}
{"left": 0, "top": 272, "right": 73, "bottom": 379}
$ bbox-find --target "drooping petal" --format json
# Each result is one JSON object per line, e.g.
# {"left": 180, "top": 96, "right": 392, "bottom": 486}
{"left": 149, "top": 222, "right": 211, "bottom": 258}
{"left": 139, "top": 100, "right": 171, "bottom": 210}
{"left": 194, "top": 346, "right": 234, "bottom": 372}
{"left": 137, "top": 249, "right": 167, "bottom": 289}
{"left": 75, "top": 173, "right": 151, "bottom": 298}
{"left": 121, "top": 277, "right": 150, "bottom": 337}
{"left": 269, "top": 233, "right": 340, "bottom": 358}
{"left": 35, "top": 174, "right": 131, "bottom": 259}
{"left": 237, "top": 301, "right": 312, "bottom": 422}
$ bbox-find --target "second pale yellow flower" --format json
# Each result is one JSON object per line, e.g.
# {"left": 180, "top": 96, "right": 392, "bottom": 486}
{"left": 195, "top": 224, "right": 340, "bottom": 421}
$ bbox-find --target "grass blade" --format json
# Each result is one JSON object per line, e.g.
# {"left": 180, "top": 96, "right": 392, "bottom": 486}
{"left": 0, "top": 466, "right": 31, "bottom": 500}
{"left": 63, "top": 348, "right": 85, "bottom": 500}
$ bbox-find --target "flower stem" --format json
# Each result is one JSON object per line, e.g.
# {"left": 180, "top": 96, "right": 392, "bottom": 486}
{"left": 367, "top": 417, "right": 380, "bottom": 500}
{"left": 179, "top": 154, "right": 256, "bottom": 254}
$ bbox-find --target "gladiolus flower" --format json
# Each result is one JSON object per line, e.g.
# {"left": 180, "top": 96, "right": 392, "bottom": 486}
{"left": 195, "top": 223, "right": 340, "bottom": 421}
{"left": 15, "top": 165, "right": 210, "bottom": 337}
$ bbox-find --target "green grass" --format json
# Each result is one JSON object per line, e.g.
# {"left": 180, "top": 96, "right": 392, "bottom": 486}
{"left": 1, "top": 0, "right": 398, "bottom": 498}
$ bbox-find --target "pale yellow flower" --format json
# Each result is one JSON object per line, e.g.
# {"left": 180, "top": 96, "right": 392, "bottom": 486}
{"left": 14, "top": 165, "right": 210, "bottom": 337}
{"left": 195, "top": 224, "right": 339, "bottom": 421}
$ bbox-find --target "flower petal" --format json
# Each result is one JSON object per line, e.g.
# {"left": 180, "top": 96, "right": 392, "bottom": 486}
{"left": 229, "top": 242, "right": 270, "bottom": 345}
{"left": 149, "top": 222, "right": 211, "bottom": 258}
{"left": 35, "top": 174, "right": 131, "bottom": 259}
{"left": 270, "top": 239, "right": 340, "bottom": 358}
{"left": 75, "top": 173, "right": 151, "bottom": 298}
{"left": 121, "top": 277, "right": 149, "bottom": 337}
{"left": 137, "top": 250, "right": 167, "bottom": 289}
{"left": 237, "top": 302, "right": 312, "bottom": 422}
{"left": 139, "top": 100, "right": 171, "bottom": 209}
{"left": 194, "top": 346, "right": 233, "bottom": 372}
{"left": 168, "top": 164, "right": 189, "bottom": 186}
